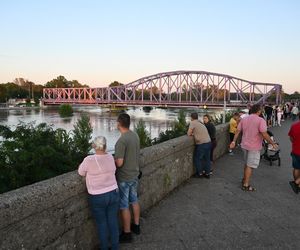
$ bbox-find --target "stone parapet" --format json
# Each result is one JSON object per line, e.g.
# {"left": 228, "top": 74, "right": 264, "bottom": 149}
{"left": 0, "top": 123, "right": 229, "bottom": 250}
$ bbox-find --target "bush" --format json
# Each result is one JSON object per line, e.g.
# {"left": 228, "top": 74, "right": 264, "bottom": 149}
{"left": 25, "top": 98, "right": 32, "bottom": 107}
{"left": 72, "top": 114, "right": 93, "bottom": 162}
{"left": 134, "top": 120, "right": 152, "bottom": 148}
{"left": 155, "top": 110, "right": 188, "bottom": 144}
{"left": 59, "top": 104, "right": 73, "bottom": 117}
{"left": 211, "top": 110, "right": 238, "bottom": 125}
{"left": 34, "top": 98, "right": 40, "bottom": 106}
{"left": 0, "top": 115, "right": 92, "bottom": 194}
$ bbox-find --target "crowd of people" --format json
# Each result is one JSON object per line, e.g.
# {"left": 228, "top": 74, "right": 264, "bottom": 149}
{"left": 226, "top": 103, "right": 300, "bottom": 193}
{"left": 77, "top": 103, "right": 300, "bottom": 249}
{"left": 262, "top": 102, "right": 299, "bottom": 128}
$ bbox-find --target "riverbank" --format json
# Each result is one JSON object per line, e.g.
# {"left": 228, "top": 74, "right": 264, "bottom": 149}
{"left": 0, "top": 106, "right": 41, "bottom": 111}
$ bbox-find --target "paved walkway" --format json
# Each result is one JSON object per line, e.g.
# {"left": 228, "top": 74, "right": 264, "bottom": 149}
{"left": 121, "top": 119, "right": 300, "bottom": 250}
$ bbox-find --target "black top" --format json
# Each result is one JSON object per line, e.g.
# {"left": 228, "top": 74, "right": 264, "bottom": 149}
{"left": 264, "top": 105, "right": 273, "bottom": 115}
{"left": 204, "top": 122, "right": 216, "bottom": 140}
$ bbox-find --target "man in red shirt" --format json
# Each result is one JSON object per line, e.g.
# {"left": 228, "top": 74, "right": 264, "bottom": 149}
{"left": 288, "top": 114, "right": 300, "bottom": 194}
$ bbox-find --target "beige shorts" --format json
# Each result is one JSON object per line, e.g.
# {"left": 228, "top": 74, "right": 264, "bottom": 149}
{"left": 242, "top": 149, "right": 261, "bottom": 169}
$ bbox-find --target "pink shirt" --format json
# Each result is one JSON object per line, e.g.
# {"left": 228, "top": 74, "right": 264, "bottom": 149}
{"left": 238, "top": 114, "right": 267, "bottom": 151}
{"left": 78, "top": 154, "right": 118, "bottom": 195}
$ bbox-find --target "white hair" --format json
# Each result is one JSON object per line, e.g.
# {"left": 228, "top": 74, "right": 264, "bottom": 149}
{"left": 93, "top": 136, "right": 107, "bottom": 151}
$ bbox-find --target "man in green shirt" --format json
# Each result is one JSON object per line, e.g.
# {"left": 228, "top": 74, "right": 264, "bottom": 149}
{"left": 115, "top": 113, "right": 141, "bottom": 243}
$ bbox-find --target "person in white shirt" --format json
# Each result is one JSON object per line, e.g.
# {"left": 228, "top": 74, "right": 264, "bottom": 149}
{"left": 276, "top": 106, "right": 283, "bottom": 126}
{"left": 291, "top": 105, "right": 299, "bottom": 121}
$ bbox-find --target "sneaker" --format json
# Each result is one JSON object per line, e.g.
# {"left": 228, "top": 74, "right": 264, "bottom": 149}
{"left": 119, "top": 232, "right": 132, "bottom": 243}
{"left": 131, "top": 223, "right": 141, "bottom": 235}
{"left": 192, "top": 173, "right": 203, "bottom": 178}
{"left": 204, "top": 174, "right": 210, "bottom": 179}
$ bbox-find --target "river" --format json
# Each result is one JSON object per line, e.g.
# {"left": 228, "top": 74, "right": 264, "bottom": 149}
{"left": 0, "top": 106, "right": 221, "bottom": 151}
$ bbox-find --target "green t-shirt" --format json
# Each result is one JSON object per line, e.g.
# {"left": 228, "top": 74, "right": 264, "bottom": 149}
{"left": 115, "top": 130, "right": 140, "bottom": 182}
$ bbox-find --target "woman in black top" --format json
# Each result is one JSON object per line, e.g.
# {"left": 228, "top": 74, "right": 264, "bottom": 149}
{"left": 203, "top": 115, "right": 217, "bottom": 165}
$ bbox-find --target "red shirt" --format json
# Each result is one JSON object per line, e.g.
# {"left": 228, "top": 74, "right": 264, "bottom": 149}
{"left": 288, "top": 121, "right": 300, "bottom": 155}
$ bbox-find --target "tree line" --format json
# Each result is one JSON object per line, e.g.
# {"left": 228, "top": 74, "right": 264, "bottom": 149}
{"left": 0, "top": 76, "right": 89, "bottom": 103}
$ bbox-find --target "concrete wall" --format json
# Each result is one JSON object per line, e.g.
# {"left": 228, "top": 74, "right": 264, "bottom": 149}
{"left": 0, "top": 124, "right": 229, "bottom": 250}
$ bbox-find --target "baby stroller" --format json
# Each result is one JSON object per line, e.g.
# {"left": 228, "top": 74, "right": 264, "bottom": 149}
{"left": 261, "top": 130, "right": 281, "bottom": 166}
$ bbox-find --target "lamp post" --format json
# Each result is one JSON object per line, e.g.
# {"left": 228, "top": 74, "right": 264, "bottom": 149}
{"left": 223, "top": 100, "right": 226, "bottom": 124}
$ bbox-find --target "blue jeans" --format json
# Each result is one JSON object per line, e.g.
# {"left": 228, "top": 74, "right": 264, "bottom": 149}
{"left": 89, "top": 189, "right": 120, "bottom": 250}
{"left": 194, "top": 142, "right": 212, "bottom": 175}
{"left": 118, "top": 178, "right": 139, "bottom": 209}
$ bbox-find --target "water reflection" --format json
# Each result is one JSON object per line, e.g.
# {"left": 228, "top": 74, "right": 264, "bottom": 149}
{"left": 0, "top": 110, "right": 9, "bottom": 122}
{"left": 0, "top": 106, "right": 221, "bottom": 151}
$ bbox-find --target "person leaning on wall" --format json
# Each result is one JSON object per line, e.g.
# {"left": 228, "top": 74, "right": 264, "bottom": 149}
{"left": 203, "top": 114, "right": 216, "bottom": 174}
{"left": 187, "top": 112, "right": 212, "bottom": 178}
{"left": 78, "top": 136, "right": 120, "bottom": 250}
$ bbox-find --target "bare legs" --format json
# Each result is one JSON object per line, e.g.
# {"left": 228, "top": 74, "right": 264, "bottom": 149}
{"left": 293, "top": 169, "right": 300, "bottom": 187}
{"left": 120, "top": 209, "right": 131, "bottom": 233}
{"left": 120, "top": 202, "right": 140, "bottom": 233}
{"left": 243, "top": 165, "right": 253, "bottom": 186}
{"left": 132, "top": 203, "right": 140, "bottom": 225}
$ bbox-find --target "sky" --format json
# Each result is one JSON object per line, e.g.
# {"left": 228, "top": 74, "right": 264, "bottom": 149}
{"left": 0, "top": 0, "right": 299, "bottom": 93}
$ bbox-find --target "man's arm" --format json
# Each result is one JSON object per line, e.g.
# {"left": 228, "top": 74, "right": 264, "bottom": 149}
{"left": 115, "top": 140, "right": 125, "bottom": 168}
{"left": 187, "top": 128, "right": 193, "bottom": 136}
{"left": 115, "top": 158, "right": 124, "bottom": 168}
{"left": 261, "top": 132, "right": 278, "bottom": 148}
{"left": 229, "top": 129, "right": 241, "bottom": 149}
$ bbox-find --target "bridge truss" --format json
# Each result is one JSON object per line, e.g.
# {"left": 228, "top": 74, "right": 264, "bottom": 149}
{"left": 43, "top": 71, "right": 282, "bottom": 107}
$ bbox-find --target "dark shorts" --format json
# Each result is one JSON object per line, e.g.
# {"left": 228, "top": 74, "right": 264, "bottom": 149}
{"left": 229, "top": 133, "right": 235, "bottom": 142}
{"left": 291, "top": 153, "right": 300, "bottom": 169}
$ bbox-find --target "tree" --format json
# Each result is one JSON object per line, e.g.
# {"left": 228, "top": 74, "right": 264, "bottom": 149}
{"left": 4, "top": 82, "right": 28, "bottom": 99}
{"left": 45, "top": 75, "right": 69, "bottom": 88}
{"left": 14, "top": 78, "right": 27, "bottom": 87}
{"left": 59, "top": 104, "right": 73, "bottom": 117}
{"left": 72, "top": 115, "right": 93, "bottom": 163}
{"left": 13, "top": 78, "right": 36, "bottom": 99}
{"left": 134, "top": 120, "right": 152, "bottom": 148}
{"left": 45, "top": 76, "right": 88, "bottom": 88}
{"left": 0, "top": 85, "right": 7, "bottom": 102}
{"left": 69, "top": 80, "right": 88, "bottom": 88}
{"left": 109, "top": 81, "right": 123, "bottom": 87}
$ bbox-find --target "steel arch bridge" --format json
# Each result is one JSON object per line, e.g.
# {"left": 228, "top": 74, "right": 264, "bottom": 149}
{"left": 42, "top": 70, "right": 282, "bottom": 107}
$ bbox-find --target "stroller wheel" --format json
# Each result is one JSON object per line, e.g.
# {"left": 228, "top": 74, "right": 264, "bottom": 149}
{"left": 270, "top": 160, "right": 273, "bottom": 166}
{"left": 278, "top": 158, "right": 281, "bottom": 166}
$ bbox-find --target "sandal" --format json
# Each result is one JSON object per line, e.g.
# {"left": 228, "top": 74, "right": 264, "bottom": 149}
{"left": 242, "top": 185, "right": 256, "bottom": 192}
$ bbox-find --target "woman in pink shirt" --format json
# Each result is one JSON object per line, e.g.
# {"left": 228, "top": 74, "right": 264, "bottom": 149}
{"left": 78, "top": 136, "right": 119, "bottom": 250}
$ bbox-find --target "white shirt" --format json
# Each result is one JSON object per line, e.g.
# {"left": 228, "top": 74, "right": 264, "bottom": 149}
{"left": 292, "top": 106, "right": 299, "bottom": 115}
